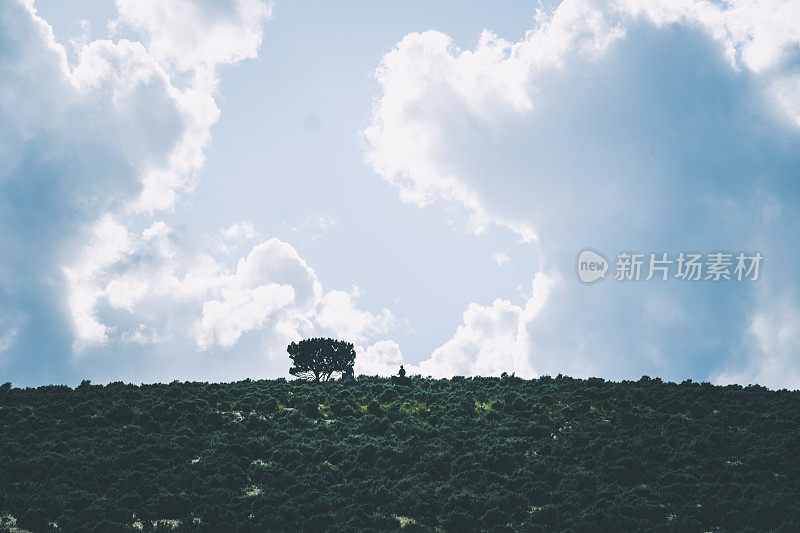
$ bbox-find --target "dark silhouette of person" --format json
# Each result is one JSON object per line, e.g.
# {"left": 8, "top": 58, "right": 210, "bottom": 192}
{"left": 398, "top": 365, "right": 406, "bottom": 378}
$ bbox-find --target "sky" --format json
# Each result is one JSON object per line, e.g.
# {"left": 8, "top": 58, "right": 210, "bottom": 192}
{"left": 1, "top": 0, "right": 800, "bottom": 388}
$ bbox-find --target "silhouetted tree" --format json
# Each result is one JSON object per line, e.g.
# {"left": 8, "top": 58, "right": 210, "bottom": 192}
{"left": 288, "top": 337, "right": 356, "bottom": 382}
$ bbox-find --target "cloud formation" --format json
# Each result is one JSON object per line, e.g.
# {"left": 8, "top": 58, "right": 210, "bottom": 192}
{"left": 364, "top": 0, "right": 800, "bottom": 387}
{"left": 0, "top": 0, "right": 394, "bottom": 385}
{"left": 113, "top": 0, "right": 272, "bottom": 78}
{"left": 4, "top": 0, "right": 800, "bottom": 388}
{"left": 410, "top": 272, "right": 555, "bottom": 378}
{"left": 365, "top": 0, "right": 800, "bottom": 241}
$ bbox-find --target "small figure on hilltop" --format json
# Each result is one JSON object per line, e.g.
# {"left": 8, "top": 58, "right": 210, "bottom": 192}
{"left": 391, "top": 365, "right": 411, "bottom": 386}
{"left": 341, "top": 365, "right": 356, "bottom": 383}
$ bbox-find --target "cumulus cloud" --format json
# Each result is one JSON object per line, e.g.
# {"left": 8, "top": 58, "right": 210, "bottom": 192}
{"left": 365, "top": 0, "right": 800, "bottom": 243}
{"left": 68, "top": 229, "right": 320, "bottom": 353}
{"left": 768, "top": 74, "right": 800, "bottom": 127}
{"left": 408, "top": 272, "right": 555, "bottom": 378}
{"left": 0, "top": 0, "right": 395, "bottom": 385}
{"left": 113, "top": 0, "right": 272, "bottom": 80}
{"left": 363, "top": 0, "right": 628, "bottom": 242}
{"left": 222, "top": 221, "right": 257, "bottom": 241}
{"left": 714, "top": 298, "right": 800, "bottom": 389}
{"left": 620, "top": 0, "right": 800, "bottom": 74}
{"left": 365, "top": 0, "right": 800, "bottom": 386}
{"left": 355, "top": 340, "right": 404, "bottom": 376}
{"left": 5, "top": 0, "right": 799, "bottom": 388}
{"left": 493, "top": 252, "right": 510, "bottom": 266}
{"left": 420, "top": 299, "right": 527, "bottom": 377}
{"left": 65, "top": 216, "right": 394, "bottom": 373}
{"left": 314, "top": 288, "right": 393, "bottom": 344}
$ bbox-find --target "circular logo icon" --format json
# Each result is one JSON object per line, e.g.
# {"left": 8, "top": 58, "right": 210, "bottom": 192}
{"left": 577, "top": 249, "right": 608, "bottom": 283}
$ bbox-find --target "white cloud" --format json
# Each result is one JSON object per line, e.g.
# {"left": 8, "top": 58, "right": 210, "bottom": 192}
{"left": 314, "top": 288, "right": 393, "bottom": 344}
{"left": 66, "top": 218, "right": 395, "bottom": 371}
{"left": 121, "top": 323, "right": 160, "bottom": 345}
{"left": 619, "top": 0, "right": 800, "bottom": 74}
{"left": 355, "top": 340, "right": 404, "bottom": 376}
{"left": 222, "top": 221, "right": 257, "bottom": 240}
{"left": 0, "top": 0, "right": 397, "bottom": 384}
{"left": 6, "top": 0, "right": 799, "bottom": 387}
{"left": 198, "top": 284, "right": 296, "bottom": 349}
{"left": 621, "top": 0, "right": 800, "bottom": 128}
{"left": 768, "top": 74, "right": 800, "bottom": 127}
{"left": 493, "top": 252, "right": 510, "bottom": 266}
{"left": 410, "top": 272, "right": 555, "bottom": 378}
{"left": 714, "top": 298, "right": 800, "bottom": 389}
{"left": 194, "top": 238, "right": 322, "bottom": 349}
{"left": 364, "top": 0, "right": 800, "bottom": 244}
{"left": 364, "top": 0, "right": 800, "bottom": 387}
{"left": 216, "top": 221, "right": 257, "bottom": 255}
{"left": 0, "top": 0, "right": 253, "bottom": 229}
{"left": 363, "top": 0, "right": 628, "bottom": 242}
{"left": 64, "top": 215, "right": 132, "bottom": 347}
{"left": 418, "top": 299, "right": 526, "bottom": 377}
{"left": 113, "top": 0, "right": 273, "bottom": 81}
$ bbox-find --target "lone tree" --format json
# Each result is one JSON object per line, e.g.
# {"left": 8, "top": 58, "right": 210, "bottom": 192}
{"left": 288, "top": 338, "right": 356, "bottom": 382}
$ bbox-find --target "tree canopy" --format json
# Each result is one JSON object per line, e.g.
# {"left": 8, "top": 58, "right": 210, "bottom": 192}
{"left": 288, "top": 337, "right": 355, "bottom": 382}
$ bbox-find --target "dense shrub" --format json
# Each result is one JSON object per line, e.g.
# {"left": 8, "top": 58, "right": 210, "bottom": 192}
{"left": 0, "top": 377, "right": 799, "bottom": 531}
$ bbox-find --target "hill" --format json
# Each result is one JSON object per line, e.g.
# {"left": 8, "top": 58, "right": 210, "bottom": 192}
{"left": 1, "top": 375, "right": 799, "bottom": 532}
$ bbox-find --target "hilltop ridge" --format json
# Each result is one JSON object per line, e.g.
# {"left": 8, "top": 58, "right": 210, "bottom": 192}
{"left": 1, "top": 375, "right": 799, "bottom": 532}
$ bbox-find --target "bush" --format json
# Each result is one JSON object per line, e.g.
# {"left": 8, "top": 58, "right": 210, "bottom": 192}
{"left": 1, "top": 376, "right": 798, "bottom": 531}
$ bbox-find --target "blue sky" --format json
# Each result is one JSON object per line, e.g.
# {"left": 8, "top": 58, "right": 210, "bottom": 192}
{"left": 2, "top": 0, "right": 800, "bottom": 388}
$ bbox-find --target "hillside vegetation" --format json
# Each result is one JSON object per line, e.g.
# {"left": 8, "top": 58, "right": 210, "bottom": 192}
{"left": 1, "top": 375, "right": 799, "bottom": 532}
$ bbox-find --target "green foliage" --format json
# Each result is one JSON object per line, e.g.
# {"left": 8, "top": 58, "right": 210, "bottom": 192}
{"left": 1, "top": 376, "right": 799, "bottom": 531}
{"left": 288, "top": 337, "right": 356, "bottom": 382}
